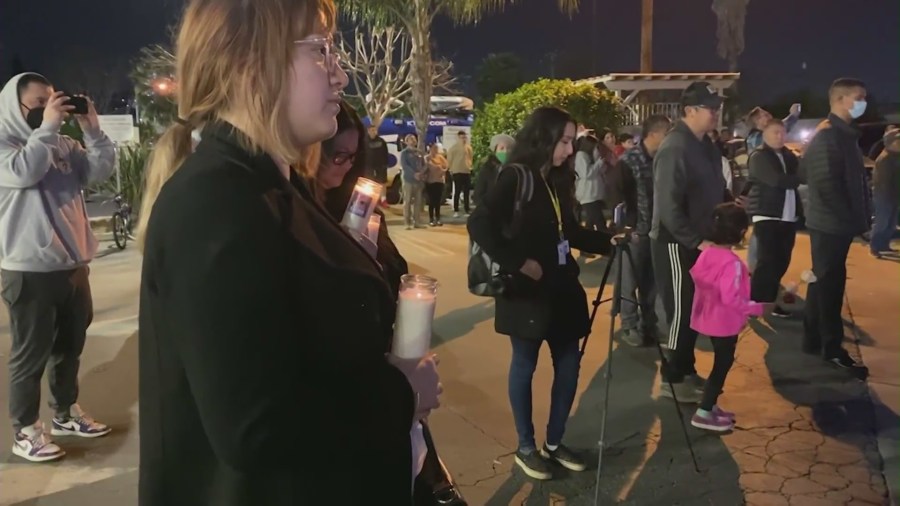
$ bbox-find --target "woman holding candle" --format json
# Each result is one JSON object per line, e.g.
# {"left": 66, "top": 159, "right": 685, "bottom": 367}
{"left": 468, "top": 106, "right": 612, "bottom": 481}
{"left": 135, "top": 1, "right": 439, "bottom": 505}
{"left": 318, "top": 102, "right": 466, "bottom": 506}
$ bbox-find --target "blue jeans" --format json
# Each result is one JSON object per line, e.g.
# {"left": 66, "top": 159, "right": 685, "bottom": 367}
{"left": 870, "top": 195, "right": 899, "bottom": 253}
{"left": 617, "top": 236, "right": 658, "bottom": 332}
{"left": 508, "top": 336, "right": 581, "bottom": 452}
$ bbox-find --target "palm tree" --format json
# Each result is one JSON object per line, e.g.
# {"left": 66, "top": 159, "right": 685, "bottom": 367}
{"left": 711, "top": 0, "right": 750, "bottom": 72}
{"left": 340, "top": 0, "right": 578, "bottom": 149}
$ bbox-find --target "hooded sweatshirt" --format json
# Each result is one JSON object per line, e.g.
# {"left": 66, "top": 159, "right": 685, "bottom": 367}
{"left": 689, "top": 246, "right": 764, "bottom": 337}
{"left": 0, "top": 73, "right": 116, "bottom": 272}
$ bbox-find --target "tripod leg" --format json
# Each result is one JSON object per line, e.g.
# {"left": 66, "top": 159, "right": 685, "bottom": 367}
{"left": 623, "top": 243, "right": 702, "bottom": 473}
{"left": 581, "top": 247, "right": 616, "bottom": 355}
{"left": 594, "top": 242, "right": 626, "bottom": 505}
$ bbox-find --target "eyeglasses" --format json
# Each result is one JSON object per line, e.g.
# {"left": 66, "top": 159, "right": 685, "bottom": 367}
{"left": 294, "top": 36, "right": 341, "bottom": 73}
{"left": 330, "top": 151, "right": 357, "bottom": 166}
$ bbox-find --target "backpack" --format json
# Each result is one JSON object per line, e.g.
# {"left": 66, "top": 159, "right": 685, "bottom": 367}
{"left": 467, "top": 164, "right": 534, "bottom": 297}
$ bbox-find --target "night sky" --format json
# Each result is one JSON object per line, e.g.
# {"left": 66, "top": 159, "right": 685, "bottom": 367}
{"left": 2, "top": 0, "right": 898, "bottom": 108}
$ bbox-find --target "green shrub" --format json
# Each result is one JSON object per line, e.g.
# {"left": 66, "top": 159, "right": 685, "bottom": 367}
{"left": 471, "top": 79, "right": 623, "bottom": 167}
{"left": 99, "top": 143, "right": 151, "bottom": 212}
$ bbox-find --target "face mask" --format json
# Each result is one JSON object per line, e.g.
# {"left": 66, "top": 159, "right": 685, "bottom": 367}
{"left": 849, "top": 100, "right": 867, "bottom": 119}
{"left": 23, "top": 105, "right": 44, "bottom": 130}
{"left": 495, "top": 151, "right": 508, "bottom": 164}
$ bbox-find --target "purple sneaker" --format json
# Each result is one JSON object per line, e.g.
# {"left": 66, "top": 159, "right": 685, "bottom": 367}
{"left": 51, "top": 404, "right": 112, "bottom": 439}
{"left": 712, "top": 405, "right": 736, "bottom": 422}
{"left": 691, "top": 411, "right": 734, "bottom": 432}
{"left": 12, "top": 422, "right": 66, "bottom": 463}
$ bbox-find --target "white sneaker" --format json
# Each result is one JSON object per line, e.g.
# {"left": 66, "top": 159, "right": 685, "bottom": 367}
{"left": 12, "top": 422, "right": 66, "bottom": 462}
{"left": 51, "top": 404, "right": 112, "bottom": 438}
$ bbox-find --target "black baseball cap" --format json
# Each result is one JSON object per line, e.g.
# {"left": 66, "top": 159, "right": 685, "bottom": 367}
{"left": 681, "top": 81, "right": 724, "bottom": 108}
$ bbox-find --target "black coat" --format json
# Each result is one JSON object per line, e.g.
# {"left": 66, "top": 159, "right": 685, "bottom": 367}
{"left": 467, "top": 164, "right": 611, "bottom": 341}
{"left": 801, "top": 114, "right": 872, "bottom": 236}
{"left": 747, "top": 145, "right": 803, "bottom": 219}
{"left": 138, "top": 123, "right": 415, "bottom": 506}
{"left": 473, "top": 155, "right": 501, "bottom": 206}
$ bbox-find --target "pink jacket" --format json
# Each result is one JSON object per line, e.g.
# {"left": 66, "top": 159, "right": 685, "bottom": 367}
{"left": 689, "top": 247, "right": 764, "bottom": 337}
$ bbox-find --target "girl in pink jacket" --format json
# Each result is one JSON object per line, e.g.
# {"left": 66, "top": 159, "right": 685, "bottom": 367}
{"left": 688, "top": 203, "right": 767, "bottom": 432}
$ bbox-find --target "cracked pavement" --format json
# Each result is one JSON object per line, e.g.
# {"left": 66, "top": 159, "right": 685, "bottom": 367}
{"left": 424, "top": 229, "right": 895, "bottom": 505}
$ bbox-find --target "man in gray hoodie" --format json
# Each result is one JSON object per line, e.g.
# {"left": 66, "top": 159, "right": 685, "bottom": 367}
{"left": 0, "top": 73, "right": 115, "bottom": 462}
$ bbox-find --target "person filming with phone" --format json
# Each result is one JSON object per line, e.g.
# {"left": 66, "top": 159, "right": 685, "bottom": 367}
{"left": 0, "top": 73, "right": 115, "bottom": 462}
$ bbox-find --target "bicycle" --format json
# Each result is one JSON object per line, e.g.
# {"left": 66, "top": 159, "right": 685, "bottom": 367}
{"left": 110, "top": 194, "right": 134, "bottom": 250}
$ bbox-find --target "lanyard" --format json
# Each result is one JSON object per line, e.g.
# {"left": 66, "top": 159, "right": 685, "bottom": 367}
{"left": 542, "top": 177, "right": 563, "bottom": 239}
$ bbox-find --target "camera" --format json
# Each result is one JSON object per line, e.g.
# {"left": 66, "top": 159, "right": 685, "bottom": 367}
{"left": 63, "top": 96, "right": 89, "bottom": 115}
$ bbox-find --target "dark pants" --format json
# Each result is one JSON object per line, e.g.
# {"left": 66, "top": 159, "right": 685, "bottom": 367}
{"left": 652, "top": 239, "right": 699, "bottom": 383}
{"left": 750, "top": 220, "right": 797, "bottom": 302}
{"left": 451, "top": 173, "right": 471, "bottom": 213}
{"left": 2, "top": 267, "right": 93, "bottom": 431}
{"left": 699, "top": 336, "right": 737, "bottom": 411}
{"left": 803, "top": 230, "right": 853, "bottom": 359}
{"left": 870, "top": 195, "right": 899, "bottom": 253}
{"left": 425, "top": 183, "right": 445, "bottom": 223}
{"left": 618, "top": 236, "right": 657, "bottom": 332}
{"left": 508, "top": 336, "right": 581, "bottom": 452}
{"left": 579, "top": 200, "right": 606, "bottom": 232}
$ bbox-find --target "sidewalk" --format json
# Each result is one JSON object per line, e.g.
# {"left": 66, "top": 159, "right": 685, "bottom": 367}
{"left": 427, "top": 231, "right": 895, "bottom": 505}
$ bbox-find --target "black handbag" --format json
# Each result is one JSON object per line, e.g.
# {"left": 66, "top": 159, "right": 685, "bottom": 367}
{"left": 413, "top": 422, "right": 467, "bottom": 506}
{"left": 467, "top": 164, "right": 533, "bottom": 297}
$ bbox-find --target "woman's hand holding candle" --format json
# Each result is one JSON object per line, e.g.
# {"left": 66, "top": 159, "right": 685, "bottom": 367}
{"left": 388, "top": 353, "right": 442, "bottom": 423}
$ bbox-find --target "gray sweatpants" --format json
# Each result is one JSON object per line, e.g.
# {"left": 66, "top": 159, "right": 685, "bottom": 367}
{"left": 2, "top": 267, "right": 93, "bottom": 431}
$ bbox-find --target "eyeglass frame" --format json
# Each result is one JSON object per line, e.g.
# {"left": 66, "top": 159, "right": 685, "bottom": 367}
{"left": 329, "top": 150, "right": 357, "bottom": 166}
{"left": 293, "top": 36, "right": 341, "bottom": 73}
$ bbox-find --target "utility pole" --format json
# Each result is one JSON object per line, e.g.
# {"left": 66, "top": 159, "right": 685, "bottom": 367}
{"left": 640, "top": 0, "right": 653, "bottom": 73}
{"left": 592, "top": 0, "right": 598, "bottom": 75}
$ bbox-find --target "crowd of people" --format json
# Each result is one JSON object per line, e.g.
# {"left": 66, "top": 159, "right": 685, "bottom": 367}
{"left": 0, "top": 0, "right": 896, "bottom": 503}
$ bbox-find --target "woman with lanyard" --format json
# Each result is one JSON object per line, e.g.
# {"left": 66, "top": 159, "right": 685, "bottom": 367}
{"left": 468, "top": 106, "right": 611, "bottom": 481}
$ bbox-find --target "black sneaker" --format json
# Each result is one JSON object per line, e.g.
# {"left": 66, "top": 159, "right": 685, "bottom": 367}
{"left": 540, "top": 443, "right": 587, "bottom": 472}
{"left": 827, "top": 353, "right": 866, "bottom": 370}
{"left": 514, "top": 450, "right": 553, "bottom": 480}
{"left": 771, "top": 306, "right": 792, "bottom": 318}
{"left": 620, "top": 329, "right": 646, "bottom": 347}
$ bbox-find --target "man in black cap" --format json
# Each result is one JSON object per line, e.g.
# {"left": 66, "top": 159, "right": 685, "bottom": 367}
{"left": 651, "top": 81, "right": 730, "bottom": 403}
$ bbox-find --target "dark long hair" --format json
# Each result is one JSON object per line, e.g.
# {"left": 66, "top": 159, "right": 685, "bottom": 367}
{"left": 321, "top": 100, "right": 368, "bottom": 221}
{"left": 508, "top": 106, "right": 575, "bottom": 171}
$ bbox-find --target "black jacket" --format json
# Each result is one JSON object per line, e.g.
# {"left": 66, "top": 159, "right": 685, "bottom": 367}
{"left": 801, "top": 114, "right": 872, "bottom": 236}
{"left": 467, "top": 164, "right": 610, "bottom": 341}
{"left": 139, "top": 123, "right": 415, "bottom": 506}
{"left": 618, "top": 142, "right": 655, "bottom": 235}
{"left": 650, "top": 120, "right": 728, "bottom": 248}
{"left": 367, "top": 135, "right": 390, "bottom": 183}
{"left": 473, "top": 155, "right": 501, "bottom": 205}
{"left": 747, "top": 145, "right": 803, "bottom": 219}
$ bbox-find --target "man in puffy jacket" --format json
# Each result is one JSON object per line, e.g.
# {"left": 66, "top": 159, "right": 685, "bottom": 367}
{"left": 0, "top": 73, "right": 115, "bottom": 462}
{"left": 800, "top": 78, "right": 870, "bottom": 374}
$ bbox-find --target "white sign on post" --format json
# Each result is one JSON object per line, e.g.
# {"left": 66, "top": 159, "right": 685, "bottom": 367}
{"left": 97, "top": 115, "right": 136, "bottom": 144}
{"left": 441, "top": 125, "right": 472, "bottom": 151}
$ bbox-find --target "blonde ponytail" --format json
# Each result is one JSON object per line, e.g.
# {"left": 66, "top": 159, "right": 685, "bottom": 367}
{"left": 136, "top": 121, "right": 195, "bottom": 251}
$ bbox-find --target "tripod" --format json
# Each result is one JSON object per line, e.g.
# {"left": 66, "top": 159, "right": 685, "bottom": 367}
{"left": 578, "top": 233, "right": 700, "bottom": 506}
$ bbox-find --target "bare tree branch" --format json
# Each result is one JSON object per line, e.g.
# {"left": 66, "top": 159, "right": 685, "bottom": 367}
{"left": 337, "top": 24, "right": 456, "bottom": 129}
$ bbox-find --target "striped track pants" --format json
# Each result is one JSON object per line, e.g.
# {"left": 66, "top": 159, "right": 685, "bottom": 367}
{"left": 651, "top": 239, "right": 700, "bottom": 382}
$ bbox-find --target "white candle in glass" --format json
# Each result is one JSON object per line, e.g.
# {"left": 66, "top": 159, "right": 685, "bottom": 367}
{"left": 393, "top": 275, "right": 438, "bottom": 359}
{"left": 341, "top": 178, "right": 383, "bottom": 235}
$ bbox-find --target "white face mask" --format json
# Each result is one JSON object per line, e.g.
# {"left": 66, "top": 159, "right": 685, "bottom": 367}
{"left": 849, "top": 100, "right": 867, "bottom": 119}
